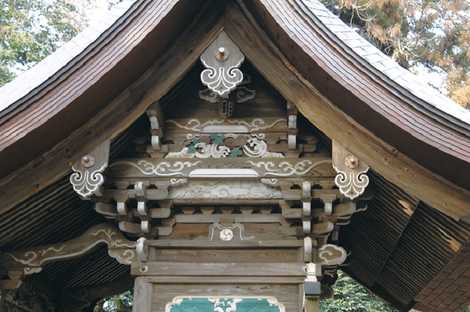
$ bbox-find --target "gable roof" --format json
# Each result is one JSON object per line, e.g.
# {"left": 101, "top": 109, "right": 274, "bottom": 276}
{"left": 0, "top": 1, "right": 469, "bottom": 311}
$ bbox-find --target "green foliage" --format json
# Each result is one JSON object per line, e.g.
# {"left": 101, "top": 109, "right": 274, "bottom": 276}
{"left": 0, "top": 0, "right": 87, "bottom": 86}
{"left": 94, "top": 291, "right": 133, "bottom": 312}
{"left": 93, "top": 272, "right": 397, "bottom": 312}
{"left": 320, "top": 0, "right": 470, "bottom": 109}
{"left": 321, "top": 271, "right": 398, "bottom": 312}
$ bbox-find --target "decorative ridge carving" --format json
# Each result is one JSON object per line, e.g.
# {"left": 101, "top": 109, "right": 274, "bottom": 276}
{"left": 110, "top": 160, "right": 202, "bottom": 176}
{"left": 247, "top": 159, "right": 332, "bottom": 177}
{"left": 1, "top": 223, "right": 136, "bottom": 287}
{"left": 200, "top": 32, "right": 245, "bottom": 97}
{"left": 166, "top": 133, "right": 284, "bottom": 159}
{"left": 166, "top": 118, "right": 286, "bottom": 133}
{"left": 109, "top": 158, "right": 332, "bottom": 178}
{"left": 332, "top": 141, "right": 369, "bottom": 199}
{"left": 70, "top": 141, "right": 110, "bottom": 198}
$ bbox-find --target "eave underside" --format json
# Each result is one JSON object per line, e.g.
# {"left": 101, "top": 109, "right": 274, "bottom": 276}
{"left": 0, "top": 1, "right": 469, "bottom": 311}
{"left": 1, "top": 125, "right": 469, "bottom": 311}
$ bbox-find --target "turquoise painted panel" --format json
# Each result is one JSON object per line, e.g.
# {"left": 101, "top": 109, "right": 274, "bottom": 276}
{"left": 166, "top": 297, "right": 284, "bottom": 312}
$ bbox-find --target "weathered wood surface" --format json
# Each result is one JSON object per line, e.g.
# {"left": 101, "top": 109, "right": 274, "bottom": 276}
{"left": 1, "top": 0, "right": 469, "bottom": 225}
{"left": 0, "top": 0, "right": 225, "bottom": 217}
{"left": 1, "top": 223, "right": 135, "bottom": 283}
{"left": 132, "top": 262, "right": 306, "bottom": 276}
{"left": 146, "top": 239, "right": 304, "bottom": 248}
{"left": 224, "top": 2, "right": 470, "bottom": 218}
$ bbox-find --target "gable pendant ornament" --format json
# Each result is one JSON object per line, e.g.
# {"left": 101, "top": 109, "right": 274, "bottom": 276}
{"left": 332, "top": 141, "right": 369, "bottom": 200}
{"left": 70, "top": 140, "right": 110, "bottom": 198}
{"left": 200, "top": 32, "right": 245, "bottom": 97}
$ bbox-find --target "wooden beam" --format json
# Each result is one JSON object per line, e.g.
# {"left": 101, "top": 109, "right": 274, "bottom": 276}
{"left": 1, "top": 0, "right": 469, "bottom": 223}
{"left": 0, "top": 1, "right": 224, "bottom": 216}
{"left": 131, "top": 262, "right": 306, "bottom": 276}
{"left": 224, "top": 1, "right": 470, "bottom": 219}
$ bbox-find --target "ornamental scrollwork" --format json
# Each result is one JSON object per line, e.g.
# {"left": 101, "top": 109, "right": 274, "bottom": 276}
{"left": 247, "top": 159, "right": 331, "bottom": 177}
{"left": 200, "top": 32, "right": 245, "bottom": 97}
{"left": 208, "top": 223, "right": 254, "bottom": 241}
{"left": 111, "top": 160, "right": 202, "bottom": 176}
{"left": 70, "top": 163, "right": 107, "bottom": 198}
{"left": 166, "top": 118, "right": 285, "bottom": 133}
{"left": 166, "top": 133, "right": 283, "bottom": 159}
{"left": 70, "top": 141, "right": 110, "bottom": 198}
{"left": 332, "top": 141, "right": 370, "bottom": 200}
{"left": 2, "top": 224, "right": 136, "bottom": 278}
{"left": 318, "top": 244, "right": 347, "bottom": 266}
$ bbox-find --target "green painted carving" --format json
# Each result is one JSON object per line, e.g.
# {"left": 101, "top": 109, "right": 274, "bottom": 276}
{"left": 229, "top": 147, "right": 242, "bottom": 158}
{"left": 210, "top": 134, "right": 225, "bottom": 145}
{"left": 166, "top": 297, "right": 284, "bottom": 312}
{"left": 187, "top": 138, "right": 201, "bottom": 154}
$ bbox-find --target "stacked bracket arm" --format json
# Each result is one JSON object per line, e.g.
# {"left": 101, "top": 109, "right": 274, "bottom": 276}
{"left": 64, "top": 35, "right": 372, "bottom": 306}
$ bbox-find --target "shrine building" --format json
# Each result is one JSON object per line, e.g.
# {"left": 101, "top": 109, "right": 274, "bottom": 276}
{"left": 0, "top": 0, "right": 469, "bottom": 311}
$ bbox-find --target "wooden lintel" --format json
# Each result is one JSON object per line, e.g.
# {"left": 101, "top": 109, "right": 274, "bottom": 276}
{"left": 131, "top": 262, "right": 306, "bottom": 277}
{"left": 145, "top": 239, "right": 304, "bottom": 248}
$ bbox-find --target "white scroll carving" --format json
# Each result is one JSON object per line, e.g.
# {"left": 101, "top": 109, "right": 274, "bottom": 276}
{"left": 332, "top": 141, "right": 369, "bottom": 199}
{"left": 209, "top": 223, "right": 254, "bottom": 241}
{"left": 166, "top": 118, "right": 285, "bottom": 133}
{"left": 247, "top": 159, "right": 331, "bottom": 177}
{"left": 200, "top": 32, "right": 245, "bottom": 97}
{"left": 70, "top": 141, "right": 110, "bottom": 198}
{"left": 3, "top": 224, "right": 136, "bottom": 276}
{"left": 111, "top": 160, "right": 202, "bottom": 176}
{"left": 166, "top": 134, "right": 284, "bottom": 159}
{"left": 318, "top": 244, "right": 347, "bottom": 266}
{"left": 243, "top": 135, "right": 283, "bottom": 158}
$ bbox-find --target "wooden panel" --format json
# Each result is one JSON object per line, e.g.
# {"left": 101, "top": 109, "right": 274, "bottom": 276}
{"left": 151, "top": 284, "right": 302, "bottom": 312}
{"left": 151, "top": 248, "right": 302, "bottom": 263}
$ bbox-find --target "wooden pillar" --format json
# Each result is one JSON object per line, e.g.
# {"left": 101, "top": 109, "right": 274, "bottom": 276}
{"left": 305, "top": 298, "right": 320, "bottom": 312}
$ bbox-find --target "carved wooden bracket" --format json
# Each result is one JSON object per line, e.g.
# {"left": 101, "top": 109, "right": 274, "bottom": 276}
{"left": 146, "top": 102, "right": 163, "bottom": 151}
{"left": 318, "top": 244, "right": 347, "bottom": 266}
{"left": 332, "top": 141, "right": 370, "bottom": 200}
{"left": 200, "top": 31, "right": 245, "bottom": 97}
{"left": 70, "top": 141, "right": 110, "bottom": 198}
{"left": 0, "top": 223, "right": 135, "bottom": 289}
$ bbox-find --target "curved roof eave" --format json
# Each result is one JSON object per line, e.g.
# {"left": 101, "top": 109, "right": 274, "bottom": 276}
{"left": 246, "top": 0, "right": 470, "bottom": 190}
{"left": 0, "top": 6, "right": 128, "bottom": 116}
{"left": 0, "top": 0, "right": 469, "bottom": 204}
{"left": 299, "top": 0, "right": 470, "bottom": 128}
